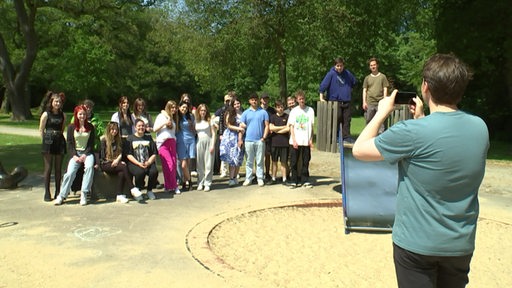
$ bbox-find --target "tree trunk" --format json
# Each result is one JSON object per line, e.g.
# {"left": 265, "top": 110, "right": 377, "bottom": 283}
{"left": 0, "top": 0, "right": 37, "bottom": 121}
{"left": 1, "top": 90, "right": 10, "bottom": 114}
{"left": 277, "top": 41, "right": 287, "bottom": 104}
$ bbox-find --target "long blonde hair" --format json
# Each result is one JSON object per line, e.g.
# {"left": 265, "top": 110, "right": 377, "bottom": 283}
{"left": 104, "top": 122, "right": 122, "bottom": 161}
{"left": 164, "top": 100, "right": 178, "bottom": 126}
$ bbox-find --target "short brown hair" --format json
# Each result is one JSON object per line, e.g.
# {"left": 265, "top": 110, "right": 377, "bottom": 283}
{"left": 422, "top": 53, "right": 473, "bottom": 105}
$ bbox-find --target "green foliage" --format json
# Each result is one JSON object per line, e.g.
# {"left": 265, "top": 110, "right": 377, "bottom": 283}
{"left": 435, "top": 0, "right": 512, "bottom": 139}
{"left": 2, "top": 0, "right": 509, "bottom": 139}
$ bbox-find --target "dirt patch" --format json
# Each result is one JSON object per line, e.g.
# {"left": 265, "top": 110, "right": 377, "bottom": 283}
{"left": 205, "top": 156, "right": 512, "bottom": 288}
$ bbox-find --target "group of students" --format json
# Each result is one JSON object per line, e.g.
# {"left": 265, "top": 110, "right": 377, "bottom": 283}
{"left": 216, "top": 90, "right": 314, "bottom": 189}
{"left": 39, "top": 89, "right": 314, "bottom": 205}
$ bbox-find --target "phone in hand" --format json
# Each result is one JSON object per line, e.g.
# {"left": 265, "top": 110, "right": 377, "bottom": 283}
{"left": 394, "top": 91, "right": 416, "bottom": 105}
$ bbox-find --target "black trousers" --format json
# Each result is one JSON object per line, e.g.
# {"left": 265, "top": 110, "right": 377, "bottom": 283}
{"left": 335, "top": 101, "right": 352, "bottom": 139}
{"left": 290, "top": 145, "right": 311, "bottom": 184}
{"left": 393, "top": 243, "right": 472, "bottom": 288}
{"left": 128, "top": 163, "right": 158, "bottom": 191}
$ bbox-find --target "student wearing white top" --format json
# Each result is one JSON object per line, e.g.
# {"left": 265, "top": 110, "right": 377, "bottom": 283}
{"left": 195, "top": 104, "right": 217, "bottom": 192}
{"left": 287, "top": 90, "right": 315, "bottom": 188}
{"left": 153, "top": 100, "right": 180, "bottom": 195}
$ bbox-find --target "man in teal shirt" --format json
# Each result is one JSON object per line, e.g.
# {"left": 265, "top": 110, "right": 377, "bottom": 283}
{"left": 353, "top": 54, "right": 489, "bottom": 287}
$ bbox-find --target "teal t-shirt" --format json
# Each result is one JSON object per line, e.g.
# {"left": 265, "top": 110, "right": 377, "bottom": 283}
{"left": 375, "top": 110, "right": 489, "bottom": 256}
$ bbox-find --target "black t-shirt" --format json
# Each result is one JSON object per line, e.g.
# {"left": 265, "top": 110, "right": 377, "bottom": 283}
{"left": 126, "top": 134, "right": 157, "bottom": 163}
{"left": 269, "top": 113, "right": 289, "bottom": 147}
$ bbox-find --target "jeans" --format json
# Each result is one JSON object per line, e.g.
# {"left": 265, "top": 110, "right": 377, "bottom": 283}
{"left": 244, "top": 140, "right": 265, "bottom": 181}
{"left": 59, "top": 152, "right": 95, "bottom": 199}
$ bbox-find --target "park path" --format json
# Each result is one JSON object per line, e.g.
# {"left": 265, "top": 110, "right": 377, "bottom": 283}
{"left": 0, "top": 125, "right": 40, "bottom": 137}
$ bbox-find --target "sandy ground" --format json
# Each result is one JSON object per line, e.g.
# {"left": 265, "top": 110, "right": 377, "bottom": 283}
{"left": 0, "top": 126, "right": 511, "bottom": 288}
{"left": 206, "top": 159, "right": 512, "bottom": 288}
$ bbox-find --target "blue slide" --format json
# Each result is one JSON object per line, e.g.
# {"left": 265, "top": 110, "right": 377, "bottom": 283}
{"left": 340, "top": 142, "right": 398, "bottom": 234}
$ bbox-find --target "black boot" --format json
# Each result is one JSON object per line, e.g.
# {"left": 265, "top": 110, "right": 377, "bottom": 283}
{"left": 44, "top": 190, "right": 52, "bottom": 202}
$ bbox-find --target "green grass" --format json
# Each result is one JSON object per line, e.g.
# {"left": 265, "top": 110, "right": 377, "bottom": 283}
{"left": 0, "top": 134, "right": 43, "bottom": 174}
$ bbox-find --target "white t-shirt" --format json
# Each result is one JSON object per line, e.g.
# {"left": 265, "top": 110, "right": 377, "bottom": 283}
{"left": 195, "top": 119, "right": 213, "bottom": 139}
{"left": 153, "top": 112, "right": 176, "bottom": 149}
{"left": 287, "top": 105, "right": 314, "bottom": 146}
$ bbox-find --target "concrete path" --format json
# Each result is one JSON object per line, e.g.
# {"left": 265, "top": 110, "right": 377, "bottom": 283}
{"left": 0, "top": 125, "right": 343, "bottom": 288}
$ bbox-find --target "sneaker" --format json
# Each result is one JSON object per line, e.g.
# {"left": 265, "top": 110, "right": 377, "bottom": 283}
{"left": 80, "top": 192, "right": 87, "bottom": 206}
{"left": 303, "top": 182, "right": 313, "bottom": 188}
{"left": 175, "top": 188, "right": 181, "bottom": 195}
{"left": 204, "top": 186, "right": 211, "bottom": 192}
{"left": 130, "top": 187, "right": 143, "bottom": 201}
{"left": 147, "top": 190, "right": 156, "bottom": 200}
{"left": 53, "top": 195, "right": 64, "bottom": 205}
{"left": 191, "top": 171, "right": 198, "bottom": 177}
{"left": 197, "top": 184, "right": 204, "bottom": 191}
{"left": 257, "top": 179, "right": 265, "bottom": 187}
{"left": 219, "top": 173, "right": 227, "bottom": 178}
{"left": 342, "top": 137, "right": 355, "bottom": 145}
{"left": 286, "top": 182, "right": 297, "bottom": 188}
{"left": 270, "top": 178, "right": 277, "bottom": 185}
{"left": 228, "top": 179, "right": 236, "bottom": 186}
{"left": 116, "top": 195, "right": 129, "bottom": 204}
{"left": 243, "top": 179, "right": 252, "bottom": 186}
{"left": 234, "top": 178, "right": 239, "bottom": 185}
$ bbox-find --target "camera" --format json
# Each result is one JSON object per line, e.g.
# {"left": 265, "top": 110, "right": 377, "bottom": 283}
{"left": 394, "top": 91, "right": 416, "bottom": 105}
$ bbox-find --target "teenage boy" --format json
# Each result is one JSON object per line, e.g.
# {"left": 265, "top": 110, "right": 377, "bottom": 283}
{"left": 319, "top": 57, "right": 357, "bottom": 144}
{"left": 353, "top": 54, "right": 489, "bottom": 287}
{"left": 240, "top": 93, "right": 269, "bottom": 187}
{"left": 260, "top": 93, "right": 276, "bottom": 181}
{"left": 287, "top": 90, "right": 314, "bottom": 188}
{"left": 269, "top": 100, "right": 289, "bottom": 184}
{"left": 362, "top": 57, "right": 389, "bottom": 133}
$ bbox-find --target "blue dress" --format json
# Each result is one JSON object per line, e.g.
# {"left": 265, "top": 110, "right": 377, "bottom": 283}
{"left": 219, "top": 118, "right": 244, "bottom": 166}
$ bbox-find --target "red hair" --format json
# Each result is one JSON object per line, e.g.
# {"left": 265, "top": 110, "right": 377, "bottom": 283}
{"left": 73, "top": 105, "right": 93, "bottom": 132}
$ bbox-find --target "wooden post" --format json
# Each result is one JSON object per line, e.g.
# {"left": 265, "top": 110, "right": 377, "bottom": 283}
{"left": 316, "top": 101, "right": 340, "bottom": 153}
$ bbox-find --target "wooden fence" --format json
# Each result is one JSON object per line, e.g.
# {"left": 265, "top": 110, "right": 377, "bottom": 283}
{"left": 316, "top": 101, "right": 412, "bottom": 153}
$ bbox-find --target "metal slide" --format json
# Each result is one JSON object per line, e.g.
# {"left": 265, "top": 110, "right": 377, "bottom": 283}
{"left": 340, "top": 142, "right": 398, "bottom": 234}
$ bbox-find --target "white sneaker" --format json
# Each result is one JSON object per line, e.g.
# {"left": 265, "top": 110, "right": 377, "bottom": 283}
{"left": 197, "top": 184, "right": 204, "bottom": 191}
{"left": 257, "top": 179, "right": 265, "bottom": 187}
{"left": 53, "top": 195, "right": 63, "bottom": 206}
{"left": 228, "top": 179, "right": 236, "bottom": 186}
{"left": 243, "top": 179, "right": 251, "bottom": 186}
{"left": 175, "top": 188, "right": 181, "bottom": 195}
{"left": 147, "top": 190, "right": 156, "bottom": 200}
{"left": 80, "top": 192, "right": 87, "bottom": 206}
{"left": 219, "top": 173, "right": 227, "bottom": 178}
{"left": 234, "top": 178, "right": 239, "bottom": 185}
{"left": 204, "top": 186, "right": 211, "bottom": 192}
{"left": 191, "top": 171, "right": 198, "bottom": 177}
{"left": 131, "top": 187, "right": 143, "bottom": 201}
{"left": 116, "top": 195, "right": 129, "bottom": 204}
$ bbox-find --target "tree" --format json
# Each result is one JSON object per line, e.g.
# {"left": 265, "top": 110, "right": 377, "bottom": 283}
{"left": 435, "top": 0, "right": 512, "bottom": 139}
{"left": 0, "top": 0, "right": 159, "bottom": 120}
{"left": 0, "top": 0, "right": 37, "bottom": 120}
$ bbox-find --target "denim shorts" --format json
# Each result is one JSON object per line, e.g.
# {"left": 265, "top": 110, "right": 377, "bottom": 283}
{"left": 177, "top": 140, "right": 196, "bottom": 160}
